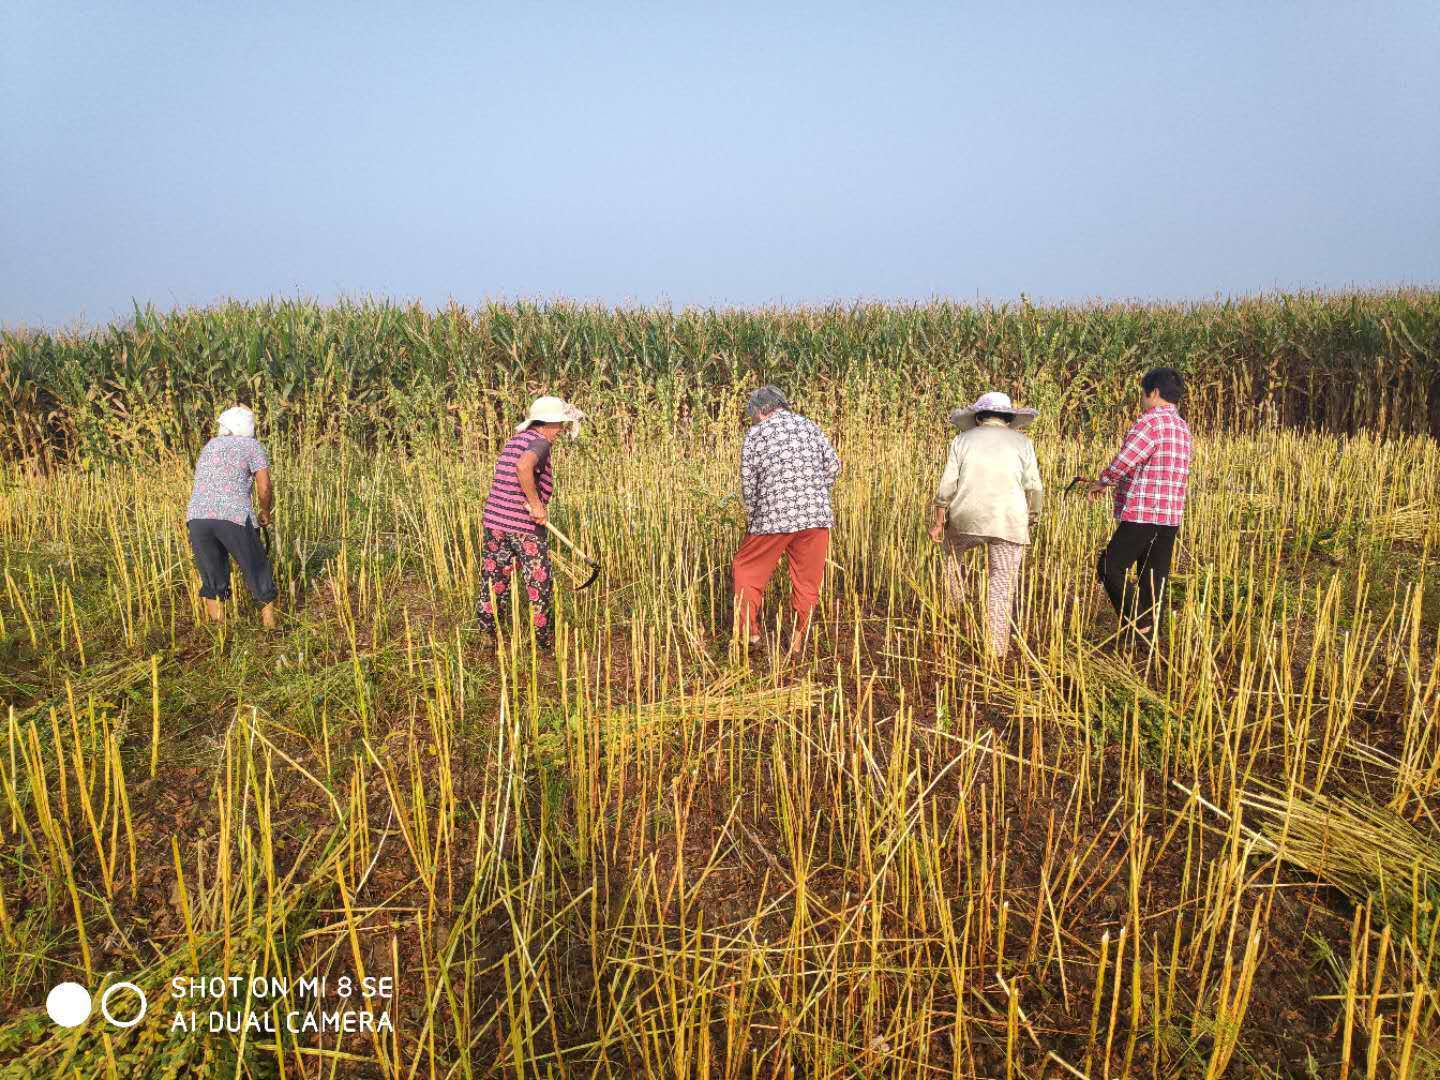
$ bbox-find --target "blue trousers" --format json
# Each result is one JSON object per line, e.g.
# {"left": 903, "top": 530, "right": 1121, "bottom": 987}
{"left": 187, "top": 519, "right": 278, "bottom": 603}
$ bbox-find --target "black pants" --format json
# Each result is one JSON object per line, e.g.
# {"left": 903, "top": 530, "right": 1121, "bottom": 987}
{"left": 187, "top": 519, "right": 278, "bottom": 603}
{"left": 1096, "top": 522, "right": 1179, "bottom": 631}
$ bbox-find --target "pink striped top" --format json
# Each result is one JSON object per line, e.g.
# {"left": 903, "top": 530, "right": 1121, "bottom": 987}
{"left": 482, "top": 430, "right": 554, "bottom": 534}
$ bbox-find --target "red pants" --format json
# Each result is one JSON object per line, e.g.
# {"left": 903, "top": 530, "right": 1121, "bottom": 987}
{"left": 731, "top": 528, "right": 829, "bottom": 639}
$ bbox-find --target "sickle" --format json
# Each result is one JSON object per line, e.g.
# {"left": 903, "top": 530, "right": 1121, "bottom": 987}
{"left": 544, "top": 520, "right": 601, "bottom": 590}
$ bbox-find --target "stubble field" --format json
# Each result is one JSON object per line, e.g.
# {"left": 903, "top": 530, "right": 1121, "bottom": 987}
{"left": 2, "top": 395, "right": 1439, "bottom": 1076}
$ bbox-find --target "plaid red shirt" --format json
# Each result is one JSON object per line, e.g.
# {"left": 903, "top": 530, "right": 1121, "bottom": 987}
{"left": 1100, "top": 405, "right": 1191, "bottom": 525}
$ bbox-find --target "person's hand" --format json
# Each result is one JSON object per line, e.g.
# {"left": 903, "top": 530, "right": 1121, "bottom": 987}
{"left": 1085, "top": 480, "right": 1108, "bottom": 502}
{"left": 257, "top": 509, "right": 272, "bottom": 527}
{"left": 528, "top": 503, "right": 548, "bottom": 526}
{"left": 928, "top": 521, "right": 945, "bottom": 545}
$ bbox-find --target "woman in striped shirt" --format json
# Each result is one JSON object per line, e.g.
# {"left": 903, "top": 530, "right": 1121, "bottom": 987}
{"left": 477, "top": 396, "right": 584, "bottom": 648}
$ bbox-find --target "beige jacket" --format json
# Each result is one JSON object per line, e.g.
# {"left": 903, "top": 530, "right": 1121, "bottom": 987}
{"left": 933, "top": 420, "right": 1043, "bottom": 545}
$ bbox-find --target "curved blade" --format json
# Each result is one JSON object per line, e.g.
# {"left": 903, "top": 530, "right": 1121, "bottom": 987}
{"left": 576, "top": 562, "right": 600, "bottom": 590}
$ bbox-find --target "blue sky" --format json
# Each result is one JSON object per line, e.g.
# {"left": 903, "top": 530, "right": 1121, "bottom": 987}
{"left": 2, "top": 1, "right": 1437, "bottom": 327}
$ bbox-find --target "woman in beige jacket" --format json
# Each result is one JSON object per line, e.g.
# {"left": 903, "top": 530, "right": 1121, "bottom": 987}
{"left": 928, "top": 391, "right": 1044, "bottom": 659}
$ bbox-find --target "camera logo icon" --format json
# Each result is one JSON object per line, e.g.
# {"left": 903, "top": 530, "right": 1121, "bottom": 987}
{"left": 46, "top": 981, "right": 148, "bottom": 1029}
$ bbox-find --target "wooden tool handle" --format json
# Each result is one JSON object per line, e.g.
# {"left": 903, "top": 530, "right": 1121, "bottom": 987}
{"left": 544, "top": 520, "right": 593, "bottom": 563}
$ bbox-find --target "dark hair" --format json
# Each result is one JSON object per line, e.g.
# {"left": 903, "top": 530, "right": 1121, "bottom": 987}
{"left": 974, "top": 410, "right": 1015, "bottom": 425}
{"left": 1141, "top": 367, "right": 1185, "bottom": 403}
{"left": 747, "top": 385, "right": 790, "bottom": 419}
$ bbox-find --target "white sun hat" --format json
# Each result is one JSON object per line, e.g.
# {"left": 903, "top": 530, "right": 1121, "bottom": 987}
{"left": 949, "top": 391, "right": 1038, "bottom": 432}
{"left": 217, "top": 406, "right": 256, "bottom": 439}
{"left": 517, "top": 396, "right": 585, "bottom": 439}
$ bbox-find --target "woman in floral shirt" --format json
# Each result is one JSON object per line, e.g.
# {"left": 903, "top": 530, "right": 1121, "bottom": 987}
{"left": 185, "top": 406, "right": 278, "bottom": 628}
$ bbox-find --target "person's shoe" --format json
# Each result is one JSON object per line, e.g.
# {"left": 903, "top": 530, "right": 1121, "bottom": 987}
{"left": 729, "top": 635, "right": 764, "bottom": 665}
{"left": 1115, "top": 625, "right": 1158, "bottom": 657}
{"left": 260, "top": 602, "right": 279, "bottom": 630}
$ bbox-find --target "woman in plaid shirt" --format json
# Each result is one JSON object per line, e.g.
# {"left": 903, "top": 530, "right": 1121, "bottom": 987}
{"left": 1087, "top": 368, "right": 1192, "bottom": 639}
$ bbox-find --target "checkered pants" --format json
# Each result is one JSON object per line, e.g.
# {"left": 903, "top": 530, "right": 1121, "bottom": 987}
{"left": 942, "top": 533, "right": 1026, "bottom": 658}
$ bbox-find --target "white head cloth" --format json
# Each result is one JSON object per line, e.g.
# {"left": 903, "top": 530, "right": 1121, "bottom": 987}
{"left": 217, "top": 406, "right": 256, "bottom": 439}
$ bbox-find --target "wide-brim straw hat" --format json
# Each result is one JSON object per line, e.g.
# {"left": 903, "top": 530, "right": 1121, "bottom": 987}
{"left": 517, "top": 395, "right": 585, "bottom": 439}
{"left": 949, "top": 391, "right": 1038, "bottom": 432}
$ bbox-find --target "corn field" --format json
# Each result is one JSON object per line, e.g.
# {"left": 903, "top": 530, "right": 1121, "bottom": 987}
{"left": 1, "top": 318, "right": 1440, "bottom": 1075}
{"left": 3, "top": 291, "right": 1439, "bottom": 468}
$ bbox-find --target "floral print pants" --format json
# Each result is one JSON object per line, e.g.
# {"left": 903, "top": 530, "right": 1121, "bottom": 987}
{"left": 942, "top": 533, "right": 1026, "bottom": 659}
{"left": 477, "top": 528, "right": 554, "bottom": 646}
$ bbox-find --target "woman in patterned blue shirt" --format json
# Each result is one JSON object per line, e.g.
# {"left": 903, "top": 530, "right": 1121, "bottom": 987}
{"left": 185, "top": 406, "right": 279, "bottom": 628}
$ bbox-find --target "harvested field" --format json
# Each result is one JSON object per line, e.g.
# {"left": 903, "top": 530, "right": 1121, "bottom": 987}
{"left": 2, "top": 384, "right": 1439, "bottom": 1076}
